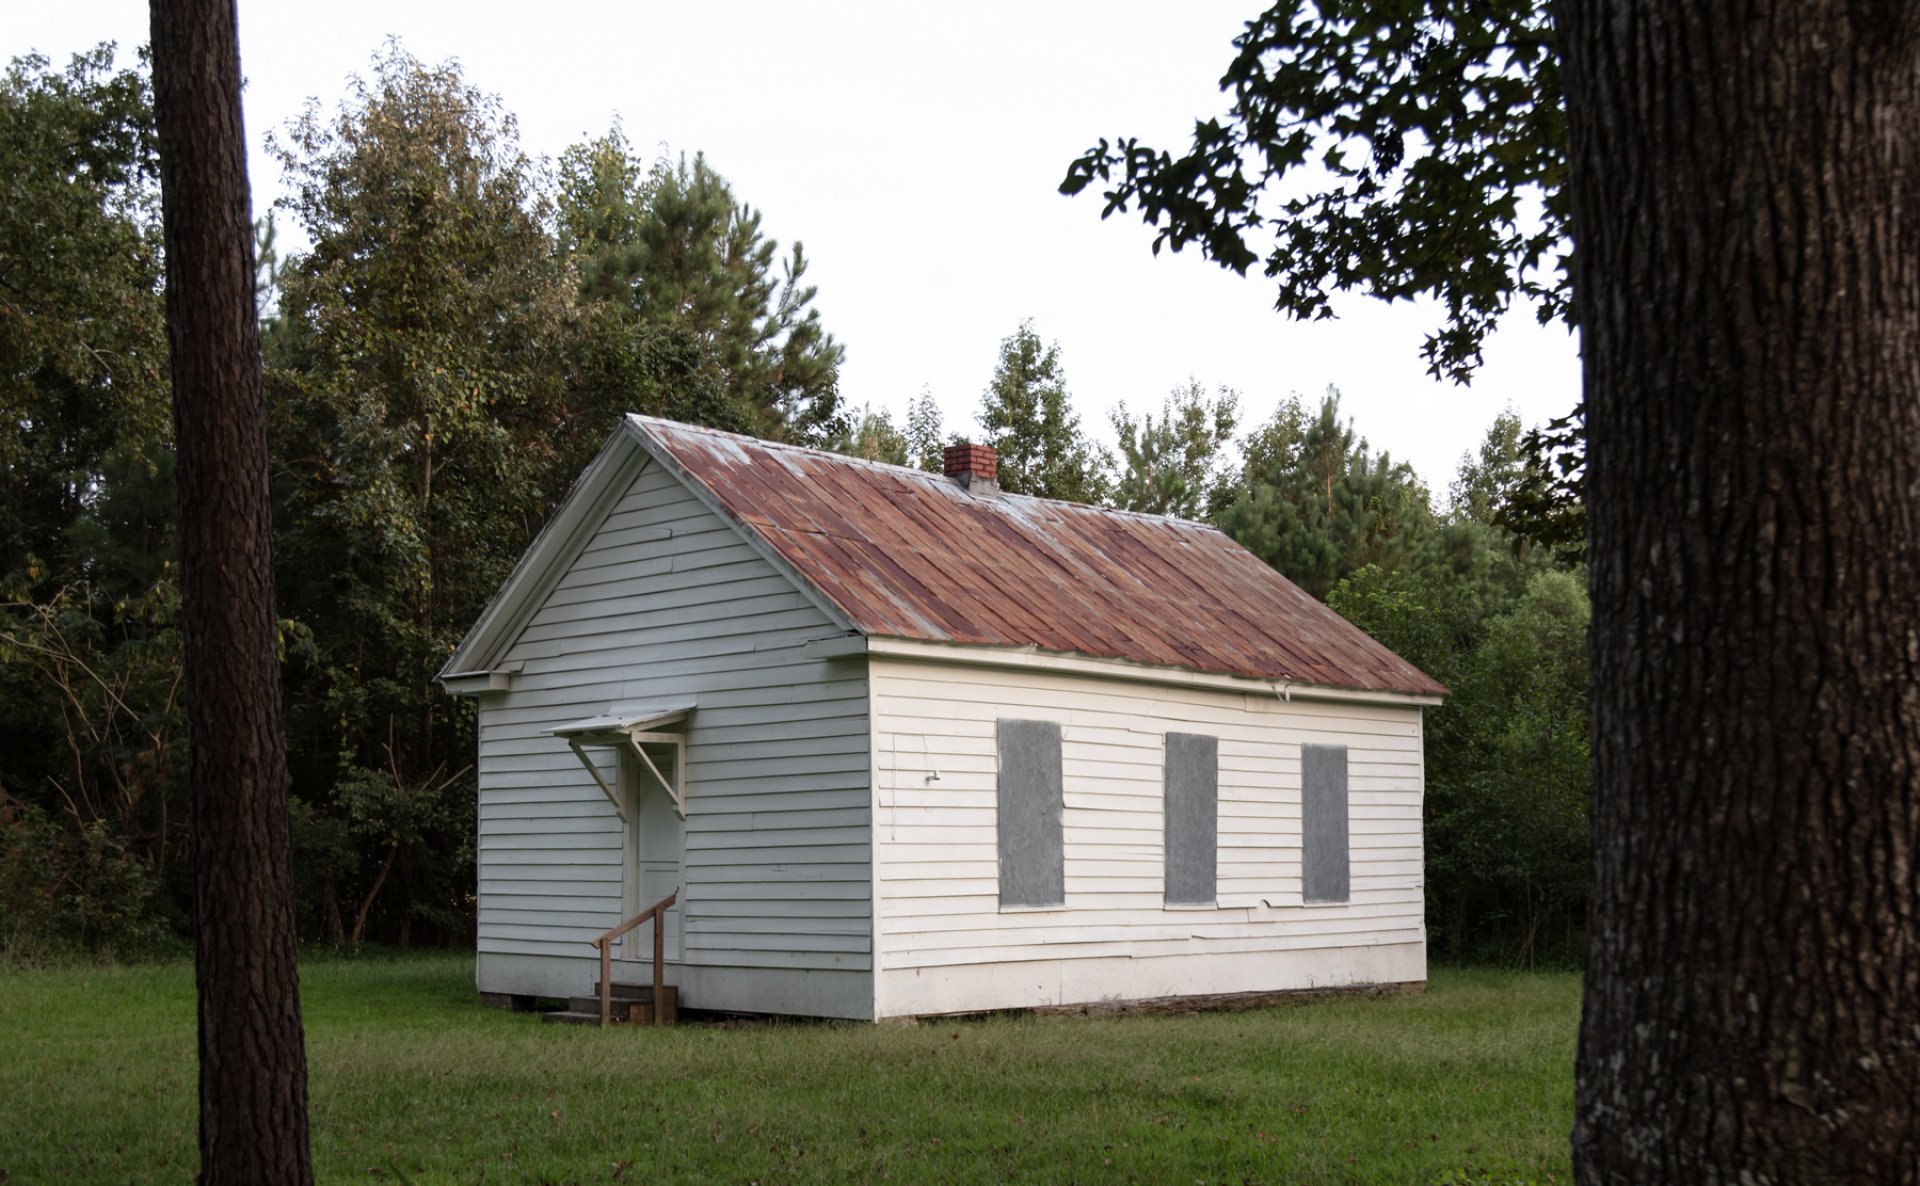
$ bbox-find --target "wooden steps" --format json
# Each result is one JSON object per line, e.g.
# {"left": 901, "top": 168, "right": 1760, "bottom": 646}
{"left": 542, "top": 982, "right": 678, "bottom": 1027}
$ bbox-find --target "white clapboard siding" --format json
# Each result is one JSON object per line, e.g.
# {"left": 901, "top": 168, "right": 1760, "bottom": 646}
{"left": 870, "top": 657, "right": 1425, "bottom": 1013}
{"left": 474, "top": 456, "right": 870, "bottom": 980}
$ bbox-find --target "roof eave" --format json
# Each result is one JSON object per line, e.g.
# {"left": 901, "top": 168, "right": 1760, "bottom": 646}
{"left": 437, "top": 426, "right": 651, "bottom": 684}
{"left": 861, "top": 636, "right": 1446, "bottom": 706}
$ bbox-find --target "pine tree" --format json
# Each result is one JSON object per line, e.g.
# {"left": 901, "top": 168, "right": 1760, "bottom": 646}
{"left": 1214, "top": 389, "right": 1431, "bottom": 599}
{"left": 558, "top": 143, "right": 846, "bottom": 445}
{"left": 150, "top": 0, "right": 313, "bottom": 1176}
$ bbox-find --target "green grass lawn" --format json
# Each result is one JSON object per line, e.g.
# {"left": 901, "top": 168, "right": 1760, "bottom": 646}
{"left": 0, "top": 954, "right": 1575, "bottom": 1185}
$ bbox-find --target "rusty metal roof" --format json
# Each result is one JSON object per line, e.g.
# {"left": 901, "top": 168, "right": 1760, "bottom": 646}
{"left": 633, "top": 416, "right": 1446, "bottom": 698}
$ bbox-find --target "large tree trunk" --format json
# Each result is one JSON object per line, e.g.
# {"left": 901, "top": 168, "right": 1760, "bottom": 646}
{"left": 1558, "top": 3, "right": 1920, "bottom": 1180}
{"left": 149, "top": 2, "right": 314, "bottom": 1182}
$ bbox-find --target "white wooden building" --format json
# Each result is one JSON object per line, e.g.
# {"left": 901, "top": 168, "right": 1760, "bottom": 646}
{"left": 440, "top": 416, "right": 1446, "bottom": 1020}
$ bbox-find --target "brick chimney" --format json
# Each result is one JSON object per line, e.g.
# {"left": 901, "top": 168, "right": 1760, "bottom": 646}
{"left": 943, "top": 442, "right": 998, "bottom": 493}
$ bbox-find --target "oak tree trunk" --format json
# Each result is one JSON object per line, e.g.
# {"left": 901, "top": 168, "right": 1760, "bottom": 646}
{"left": 149, "top": 1, "right": 315, "bottom": 1182}
{"left": 1558, "top": 2, "right": 1920, "bottom": 1180}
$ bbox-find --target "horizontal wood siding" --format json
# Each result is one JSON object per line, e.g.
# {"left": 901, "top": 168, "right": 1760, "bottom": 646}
{"left": 870, "top": 658, "right": 1425, "bottom": 1013}
{"left": 474, "top": 456, "right": 871, "bottom": 1007}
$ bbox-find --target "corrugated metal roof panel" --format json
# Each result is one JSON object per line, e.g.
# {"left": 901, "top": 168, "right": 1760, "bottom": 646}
{"left": 631, "top": 415, "right": 1446, "bottom": 698}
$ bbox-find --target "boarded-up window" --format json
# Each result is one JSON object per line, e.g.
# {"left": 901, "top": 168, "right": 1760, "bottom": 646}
{"left": 1164, "top": 732, "right": 1217, "bottom": 906}
{"left": 997, "top": 719, "right": 1064, "bottom": 908}
{"left": 1302, "top": 743, "right": 1350, "bottom": 903}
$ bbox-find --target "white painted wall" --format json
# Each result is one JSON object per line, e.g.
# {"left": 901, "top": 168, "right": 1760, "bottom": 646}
{"left": 869, "top": 657, "right": 1426, "bottom": 1017}
{"left": 472, "top": 456, "right": 873, "bottom": 1016}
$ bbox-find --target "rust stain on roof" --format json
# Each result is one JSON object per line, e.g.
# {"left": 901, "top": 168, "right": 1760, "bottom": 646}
{"left": 633, "top": 416, "right": 1447, "bottom": 698}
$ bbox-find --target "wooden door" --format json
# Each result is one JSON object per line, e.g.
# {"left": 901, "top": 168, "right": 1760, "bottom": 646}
{"left": 622, "top": 747, "right": 684, "bottom": 962}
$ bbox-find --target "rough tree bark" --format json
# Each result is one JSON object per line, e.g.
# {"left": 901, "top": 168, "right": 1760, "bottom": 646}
{"left": 1559, "top": 2, "right": 1920, "bottom": 1180}
{"left": 149, "top": 1, "right": 315, "bottom": 1182}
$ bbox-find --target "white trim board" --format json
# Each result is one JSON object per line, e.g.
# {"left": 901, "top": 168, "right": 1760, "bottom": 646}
{"left": 859, "top": 637, "right": 1443, "bottom": 708}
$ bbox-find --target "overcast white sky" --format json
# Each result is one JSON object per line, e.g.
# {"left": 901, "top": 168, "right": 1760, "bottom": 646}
{"left": 17, "top": 2, "right": 1580, "bottom": 494}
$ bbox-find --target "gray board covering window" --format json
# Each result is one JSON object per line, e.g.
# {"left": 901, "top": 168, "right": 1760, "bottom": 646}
{"left": 1163, "top": 732, "right": 1218, "bottom": 906}
{"left": 1301, "top": 743, "right": 1350, "bottom": 903}
{"left": 997, "top": 719, "right": 1064, "bottom": 908}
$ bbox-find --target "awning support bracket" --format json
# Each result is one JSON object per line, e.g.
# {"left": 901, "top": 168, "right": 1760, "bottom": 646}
{"left": 549, "top": 703, "right": 693, "bottom": 824}
{"left": 627, "top": 731, "right": 685, "bottom": 820}
{"left": 568, "top": 738, "right": 626, "bottom": 823}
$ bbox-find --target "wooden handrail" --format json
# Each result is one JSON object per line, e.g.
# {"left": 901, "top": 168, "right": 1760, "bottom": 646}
{"left": 591, "top": 890, "right": 677, "bottom": 1027}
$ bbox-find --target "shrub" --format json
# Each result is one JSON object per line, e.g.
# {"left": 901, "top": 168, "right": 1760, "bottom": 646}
{"left": 0, "top": 800, "right": 180, "bottom": 962}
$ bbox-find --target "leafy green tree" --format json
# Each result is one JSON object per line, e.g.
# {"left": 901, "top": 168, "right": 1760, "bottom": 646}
{"left": 1323, "top": 409, "right": 1584, "bottom": 966}
{"left": 0, "top": 46, "right": 186, "bottom": 953}
{"left": 1499, "top": 411, "right": 1585, "bottom": 562}
{"left": 1060, "top": 1, "right": 1563, "bottom": 384}
{"left": 1214, "top": 389, "right": 1431, "bottom": 599}
{"left": 841, "top": 404, "right": 909, "bottom": 465}
{"left": 1331, "top": 560, "right": 1587, "bottom": 967}
{"left": 328, "top": 754, "right": 471, "bottom": 948}
{"left": 0, "top": 46, "right": 169, "bottom": 585}
{"left": 1461, "top": 568, "right": 1589, "bottom": 949}
{"left": 1446, "top": 406, "right": 1585, "bottom": 563}
{"left": 267, "top": 43, "right": 574, "bottom": 944}
{"left": 978, "top": 320, "right": 1111, "bottom": 502}
{"left": 1111, "top": 379, "right": 1239, "bottom": 518}
{"left": 1059, "top": 0, "right": 1584, "bottom": 554}
{"left": 1447, "top": 409, "right": 1526, "bottom": 527}
{"left": 556, "top": 123, "right": 657, "bottom": 266}
{"left": 904, "top": 386, "right": 945, "bottom": 472}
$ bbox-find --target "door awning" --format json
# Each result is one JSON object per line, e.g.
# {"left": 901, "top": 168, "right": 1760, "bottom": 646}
{"left": 545, "top": 699, "right": 695, "bottom": 821}
{"left": 546, "top": 699, "right": 696, "bottom": 743}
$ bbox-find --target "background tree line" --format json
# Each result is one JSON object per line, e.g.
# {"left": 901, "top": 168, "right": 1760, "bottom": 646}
{"left": 1, "top": 41, "right": 1586, "bottom": 967}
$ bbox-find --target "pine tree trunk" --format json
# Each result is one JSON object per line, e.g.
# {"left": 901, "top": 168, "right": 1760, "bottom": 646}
{"left": 1559, "top": 2, "right": 1920, "bottom": 1179}
{"left": 149, "top": 2, "right": 314, "bottom": 1182}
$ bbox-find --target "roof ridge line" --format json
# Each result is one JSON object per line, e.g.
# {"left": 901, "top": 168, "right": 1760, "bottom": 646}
{"left": 622, "top": 412, "right": 1228, "bottom": 534}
